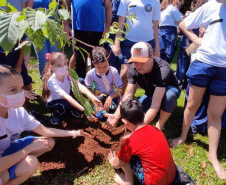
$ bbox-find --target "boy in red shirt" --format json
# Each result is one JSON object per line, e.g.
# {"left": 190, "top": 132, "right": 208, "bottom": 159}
{"left": 108, "top": 98, "right": 176, "bottom": 185}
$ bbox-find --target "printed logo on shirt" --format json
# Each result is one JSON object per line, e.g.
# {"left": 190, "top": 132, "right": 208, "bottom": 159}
{"left": 10, "top": 133, "right": 19, "bottom": 142}
{"left": 170, "top": 34, "right": 176, "bottom": 41}
{"left": 145, "top": 4, "right": 152, "bottom": 12}
{"left": 133, "top": 48, "right": 142, "bottom": 56}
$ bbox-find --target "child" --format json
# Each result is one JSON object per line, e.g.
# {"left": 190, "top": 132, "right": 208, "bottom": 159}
{"left": 170, "top": 0, "right": 226, "bottom": 179}
{"left": 0, "top": 65, "right": 87, "bottom": 185}
{"left": 42, "top": 52, "right": 102, "bottom": 124}
{"left": 107, "top": 98, "right": 176, "bottom": 185}
{"left": 85, "top": 47, "right": 123, "bottom": 114}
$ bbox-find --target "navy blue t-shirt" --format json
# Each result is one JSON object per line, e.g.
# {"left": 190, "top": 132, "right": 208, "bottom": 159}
{"left": 72, "top": 0, "right": 105, "bottom": 32}
{"left": 33, "top": 0, "right": 52, "bottom": 9}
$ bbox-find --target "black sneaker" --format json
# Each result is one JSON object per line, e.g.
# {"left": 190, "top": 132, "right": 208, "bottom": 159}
{"left": 50, "top": 111, "right": 61, "bottom": 125}
{"left": 29, "top": 111, "right": 48, "bottom": 123}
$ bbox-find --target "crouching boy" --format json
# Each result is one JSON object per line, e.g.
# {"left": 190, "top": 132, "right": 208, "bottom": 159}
{"left": 108, "top": 98, "right": 176, "bottom": 185}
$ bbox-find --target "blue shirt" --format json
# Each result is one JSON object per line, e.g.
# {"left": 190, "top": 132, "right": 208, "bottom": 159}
{"left": 72, "top": 0, "right": 105, "bottom": 32}
{"left": 33, "top": 0, "right": 52, "bottom": 9}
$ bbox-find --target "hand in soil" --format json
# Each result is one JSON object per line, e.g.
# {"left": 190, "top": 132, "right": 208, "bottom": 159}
{"left": 102, "top": 113, "right": 119, "bottom": 129}
{"left": 79, "top": 129, "right": 95, "bottom": 139}
{"left": 108, "top": 151, "right": 117, "bottom": 166}
{"left": 87, "top": 114, "right": 99, "bottom": 122}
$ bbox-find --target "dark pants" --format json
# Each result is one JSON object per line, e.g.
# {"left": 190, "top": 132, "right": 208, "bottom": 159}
{"left": 46, "top": 99, "right": 80, "bottom": 119}
{"left": 74, "top": 30, "right": 103, "bottom": 78}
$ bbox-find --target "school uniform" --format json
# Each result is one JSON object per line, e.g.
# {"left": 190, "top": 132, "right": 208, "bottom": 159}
{"left": 0, "top": 108, "right": 40, "bottom": 180}
{"left": 47, "top": 73, "right": 81, "bottom": 119}
{"left": 159, "top": 5, "right": 182, "bottom": 62}
{"left": 185, "top": 0, "right": 226, "bottom": 96}
{"left": 117, "top": 0, "right": 160, "bottom": 64}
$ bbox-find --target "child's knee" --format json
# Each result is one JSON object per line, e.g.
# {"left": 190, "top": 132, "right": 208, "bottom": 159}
{"left": 16, "top": 155, "right": 39, "bottom": 176}
{"left": 47, "top": 138, "right": 55, "bottom": 151}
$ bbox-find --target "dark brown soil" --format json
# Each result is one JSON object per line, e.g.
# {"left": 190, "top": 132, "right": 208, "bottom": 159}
{"left": 25, "top": 118, "right": 126, "bottom": 184}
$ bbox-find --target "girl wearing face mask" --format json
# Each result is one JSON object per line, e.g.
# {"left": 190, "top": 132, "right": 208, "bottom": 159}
{"left": 159, "top": 0, "right": 184, "bottom": 63}
{"left": 42, "top": 52, "right": 101, "bottom": 124}
{"left": 0, "top": 64, "right": 90, "bottom": 185}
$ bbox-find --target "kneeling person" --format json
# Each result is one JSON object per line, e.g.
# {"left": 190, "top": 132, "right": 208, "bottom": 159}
{"left": 108, "top": 99, "right": 176, "bottom": 185}
{"left": 103, "top": 42, "right": 181, "bottom": 130}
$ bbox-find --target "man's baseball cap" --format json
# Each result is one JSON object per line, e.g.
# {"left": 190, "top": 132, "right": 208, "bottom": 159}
{"left": 128, "top": 42, "right": 153, "bottom": 63}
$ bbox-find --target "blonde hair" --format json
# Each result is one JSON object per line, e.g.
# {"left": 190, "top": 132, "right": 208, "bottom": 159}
{"left": 42, "top": 52, "right": 68, "bottom": 101}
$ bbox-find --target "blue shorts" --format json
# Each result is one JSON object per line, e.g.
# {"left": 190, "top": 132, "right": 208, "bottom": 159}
{"left": 187, "top": 60, "right": 226, "bottom": 96}
{"left": 130, "top": 156, "right": 145, "bottom": 185}
{"left": 120, "top": 39, "right": 155, "bottom": 64}
{"left": 139, "top": 86, "right": 180, "bottom": 113}
{"left": 1, "top": 136, "right": 34, "bottom": 180}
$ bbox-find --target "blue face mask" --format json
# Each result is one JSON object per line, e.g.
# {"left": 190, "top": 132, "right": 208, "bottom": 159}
{"left": 0, "top": 91, "right": 25, "bottom": 109}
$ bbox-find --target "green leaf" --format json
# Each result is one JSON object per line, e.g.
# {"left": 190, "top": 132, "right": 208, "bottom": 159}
{"left": 25, "top": 8, "right": 47, "bottom": 31}
{"left": 18, "top": 19, "right": 29, "bottom": 41}
{"left": 32, "top": 28, "right": 45, "bottom": 51}
{"left": 129, "top": 12, "right": 138, "bottom": 20}
{"left": 104, "top": 32, "right": 109, "bottom": 40}
{"left": 99, "top": 38, "right": 105, "bottom": 45}
{"left": 0, "top": 0, "right": 7, "bottom": 7}
{"left": 112, "top": 22, "right": 119, "bottom": 28}
{"left": 58, "top": 9, "right": 70, "bottom": 20}
{"left": 0, "top": 12, "right": 21, "bottom": 53}
{"left": 119, "top": 29, "right": 128, "bottom": 36}
{"left": 117, "top": 36, "right": 125, "bottom": 41}
{"left": 6, "top": 3, "right": 18, "bottom": 13}
{"left": 106, "top": 38, "right": 114, "bottom": 45}
{"left": 79, "top": 47, "right": 89, "bottom": 55}
{"left": 68, "top": 69, "right": 79, "bottom": 81}
{"left": 44, "top": 19, "right": 58, "bottom": 46}
{"left": 123, "top": 23, "right": 129, "bottom": 33}
{"left": 49, "top": 0, "right": 57, "bottom": 12}
{"left": 22, "top": 43, "right": 31, "bottom": 55}
{"left": 78, "top": 48, "right": 86, "bottom": 62}
{"left": 15, "top": 40, "right": 32, "bottom": 50}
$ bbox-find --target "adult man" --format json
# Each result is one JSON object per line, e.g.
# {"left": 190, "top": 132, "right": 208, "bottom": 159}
{"left": 103, "top": 42, "right": 180, "bottom": 130}
{"left": 63, "top": 0, "right": 112, "bottom": 78}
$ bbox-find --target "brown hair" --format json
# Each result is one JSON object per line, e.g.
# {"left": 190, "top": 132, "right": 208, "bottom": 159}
{"left": 92, "top": 47, "right": 108, "bottom": 64}
{"left": 0, "top": 65, "right": 20, "bottom": 85}
{"left": 161, "top": 0, "right": 181, "bottom": 11}
{"left": 42, "top": 52, "right": 68, "bottom": 101}
{"left": 192, "top": 0, "right": 208, "bottom": 12}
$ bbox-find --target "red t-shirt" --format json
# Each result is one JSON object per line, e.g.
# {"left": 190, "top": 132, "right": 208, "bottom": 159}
{"left": 118, "top": 125, "right": 176, "bottom": 185}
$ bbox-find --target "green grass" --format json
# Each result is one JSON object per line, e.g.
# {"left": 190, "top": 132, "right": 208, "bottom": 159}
{"left": 23, "top": 45, "right": 226, "bottom": 185}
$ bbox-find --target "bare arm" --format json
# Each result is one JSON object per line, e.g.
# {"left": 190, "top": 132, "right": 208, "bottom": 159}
{"left": 76, "top": 81, "right": 103, "bottom": 111}
{"left": 102, "top": 83, "right": 137, "bottom": 129}
{"left": 144, "top": 87, "right": 165, "bottom": 124}
{"left": 112, "top": 16, "right": 126, "bottom": 57}
{"left": 32, "top": 124, "right": 74, "bottom": 137}
{"left": 152, "top": 20, "right": 160, "bottom": 57}
{"left": 23, "top": 0, "right": 33, "bottom": 8}
{"left": 62, "top": 0, "right": 72, "bottom": 37}
{"left": 179, "top": 20, "right": 202, "bottom": 46}
{"left": 103, "top": 0, "right": 112, "bottom": 36}
{"left": 62, "top": 93, "right": 84, "bottom": 111}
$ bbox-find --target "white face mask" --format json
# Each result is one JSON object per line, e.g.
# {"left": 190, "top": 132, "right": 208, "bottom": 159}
{"left": 216, "top": 0, "right": 226, "bottom": 4}
{"left": 55, "top": 66, "right": 68, "bottom": 76}
{"left": 0, "top": 91, "right": 25, "bottom": 109}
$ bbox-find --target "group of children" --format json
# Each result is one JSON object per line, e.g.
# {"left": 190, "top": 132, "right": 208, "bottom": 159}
{"left": 1, "top": 0, "right": 226, "bottom": 185}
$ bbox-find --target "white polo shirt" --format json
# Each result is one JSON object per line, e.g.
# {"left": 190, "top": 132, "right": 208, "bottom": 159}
{"left": 117, "top": 0, "right": 160, "bottom": 42}
{"left": 159, "top": 5, "right": 182, "bottom": 27}
{"left": 47, "top": 73, "right": 71, "bottom": 102}
{"left": 0, "top": 108, "right": 40, "bottom": 154}
{"left": 85, "top": 66, "right": 123, "bottom": 95}
{"left": 184, "top": 0, "right": 226, "bottom": 67}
